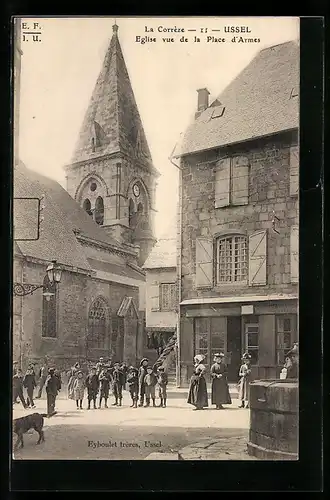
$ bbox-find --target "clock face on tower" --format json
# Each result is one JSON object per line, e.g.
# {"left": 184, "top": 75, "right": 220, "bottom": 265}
{"left": 133, "top": 183, "right": 140, "bottom": 197}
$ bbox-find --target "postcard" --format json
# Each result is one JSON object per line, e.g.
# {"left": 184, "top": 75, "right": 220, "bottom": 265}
{"left": 12, "top": 16, "right": 299, "bottom": 462}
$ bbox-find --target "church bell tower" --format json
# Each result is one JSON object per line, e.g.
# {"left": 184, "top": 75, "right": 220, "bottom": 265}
{"left": 64, "top": 23, "right": 159, "bottom": 266}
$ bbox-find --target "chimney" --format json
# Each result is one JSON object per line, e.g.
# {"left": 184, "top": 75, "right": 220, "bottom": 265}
{"left": 195, "top": 88, "right": 210, "bottom": 119}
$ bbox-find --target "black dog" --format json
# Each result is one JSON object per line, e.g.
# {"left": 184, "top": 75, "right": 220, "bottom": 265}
{"left": 13, "top": 413, "right": 47, "bottom": 450}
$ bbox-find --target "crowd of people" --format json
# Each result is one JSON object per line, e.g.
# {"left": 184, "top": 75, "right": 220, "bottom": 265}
{"left": 13, "top": 343, "right": 298, "bottom": 417}
{"left": 13, "top": 362, "right": 61, "bottom": 417}
{"left": 66, "top": 357, "right": 169, "bottom": 410}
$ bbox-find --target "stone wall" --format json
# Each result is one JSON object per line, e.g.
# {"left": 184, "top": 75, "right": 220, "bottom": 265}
{"left": 13, "top": 258, "right": 142, "bottom": 370}
{"left": 179, "top": 130, "right": 299, "bottom": 300}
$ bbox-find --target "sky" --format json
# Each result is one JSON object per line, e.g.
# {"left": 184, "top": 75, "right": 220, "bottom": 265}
{"left": 17, "top": 17, "right": 299, "bottom": 238}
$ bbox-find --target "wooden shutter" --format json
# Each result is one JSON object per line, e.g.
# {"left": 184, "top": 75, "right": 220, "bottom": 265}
{"left": 232, "top": 155, "right": 249, "bottom": 205}
{"left": 195, "top": 237, "right": 213, "bottom": 288}
{"left": 150, "top": 281, "right": 160, "bottom": 311}
{"left": 290, "top": 225, "right": 299, "bottom": 283}
{"left": 289, "top": 146, "right": 299, "bottom": 196}
{"left": 215, "top": 157, "right": 230, "bottom": 208}
{"left": 248, "top": 230, "right": 267, "bottom": 286}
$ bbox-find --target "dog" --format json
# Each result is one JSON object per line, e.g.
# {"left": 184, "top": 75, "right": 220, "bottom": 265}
{"left": 13, "top": 413, "right": 47, "bottom": 450}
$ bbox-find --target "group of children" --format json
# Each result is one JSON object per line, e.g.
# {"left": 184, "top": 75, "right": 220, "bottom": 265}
{"left": 67, "top": 357, "right": 169, "bottom": 410}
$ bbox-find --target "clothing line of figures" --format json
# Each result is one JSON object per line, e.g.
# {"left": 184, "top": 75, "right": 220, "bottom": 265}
{"left": 187, "top": 352, "right": 252, "bottom": 410}
{"left": 67, "top": 357, "right": 169, "bottom": 410}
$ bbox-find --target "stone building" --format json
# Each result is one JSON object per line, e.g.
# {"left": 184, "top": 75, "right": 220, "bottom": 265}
{"left": 14, "top": 162, "right": 146, "bottom": 371}
{"left": 142, "top": 223, "right": 178, "bottom": 372}
{"left": 64, "top": 24, "right": 159, "bottom": 268}
{"left": 173, "top": 41, "right": 299, "bottom": 386}
{"left": 13, "top": 23, "right": 158, "bottom": 371}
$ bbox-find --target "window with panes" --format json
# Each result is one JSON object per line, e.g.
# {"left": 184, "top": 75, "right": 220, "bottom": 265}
{"left": 160, "top": 283, "right": 176, "bottom": 311}
{"left": 244, "top": 317, "right": 259, "bottom": 365}
{"left": 276, "top": 315, "right": 297, "bottom": 365}
{"left": 216, "top": 235, "right": 247, "bottom": 284}
{"left": 87, "top": 297, "right": 108, "bottom": 349}
{"left": 194, "top": 317, "right": 227, "bottom": 368}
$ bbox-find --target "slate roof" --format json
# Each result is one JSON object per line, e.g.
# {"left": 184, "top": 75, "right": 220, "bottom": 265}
{"left": 87, "top": 258, "right": 145, "bottom": 281}
{"left": 70, "top": 24, "right": 156, "bottom": 173}
{"left": 174, "top": 40, "right": 299, "bottom": 157}
{"left": 143, "top": 221, "right": 177, "bottom": 270}
{"left": 14, "top": 162, "right": 134, "bottom": 271}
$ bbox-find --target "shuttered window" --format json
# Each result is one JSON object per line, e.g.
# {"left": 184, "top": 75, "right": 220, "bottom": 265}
{"left": 289, "top": 146, "right": 299, "bottom": 196}
{"left": 195, "top": 237, "right": 213, "bottom": 288}
{"left": 150, "top": 281, "right": 160, "bottom": 311}
{"left": 290, "top": 225, "right": 299, "bottom": 283}
{"left": 276, "top": 315, "right": 297, "bottom": 365}
{"left": 214, "top": 155, "right": 249, "bottom": 208}
{"left": 248, "top": 230, "right": 267, "bottom": 286}
{"left": 216, "top": 235, "right": 247, "bottom": 283}
{"left": 215, "top": 158, "right": 230, "bottom": 208}
{"left": 232, "top": 155, "right": 249, "bottom": 205}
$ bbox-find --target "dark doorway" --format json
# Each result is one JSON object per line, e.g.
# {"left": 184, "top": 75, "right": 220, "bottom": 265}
{"left": 227, "top": 316, "right": 241, "bottom": 382}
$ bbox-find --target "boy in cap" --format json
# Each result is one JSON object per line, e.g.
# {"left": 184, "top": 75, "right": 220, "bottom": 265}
{"left": 126, "top": 366, "right": 139, "bottom": 408}
{"left": 85, "top": 366, "right": 99, "bottom": 409}
{"left": 144, "top": 366, "right": 157, "bottom": 407}
{"left": 23, "top": 364, "right": 37, "bottom": 408}
{"left": 157, "top": 366, "right": 168, "bottom": 408}
{"left": 13, "top": 368, "right": 27, "bottom": 408}
{"left": 45, "top": 368, "right": 59, "bottom": 417}
{"left": 98, "top": 367, "right": 111, "bottom": 408}
{"left": 112, "top": 363, "right": 125, "bottom": 406}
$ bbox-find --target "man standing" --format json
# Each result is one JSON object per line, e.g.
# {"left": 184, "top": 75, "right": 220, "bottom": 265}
{"left": 138, "top": 358, "right": 149, "bottom": 407}
{"left": 45, "top": 368, "right": 58, "bottom": 417}
{"left": 36, "top": 360, "right": 48, "bottom": 399}
{"left": 13, "top": 368, "right": 27, "bottom": 408}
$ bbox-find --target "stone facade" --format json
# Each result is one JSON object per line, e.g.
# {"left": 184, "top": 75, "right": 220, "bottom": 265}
{"left": 13, "top": 257, "right": 143, "bottom": 372}
{"left": 178, "top": 131, "right": 299, "bottom": 386}
{"left": 180, "top": 131, "right": 299, "bottom": 300}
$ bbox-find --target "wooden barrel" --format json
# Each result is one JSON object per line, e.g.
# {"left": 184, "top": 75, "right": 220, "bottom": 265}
{"left": 247, "top": 379, "right": 298, "bottom": 460}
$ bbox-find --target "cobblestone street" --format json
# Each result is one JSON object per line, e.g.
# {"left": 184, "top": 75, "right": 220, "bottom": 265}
{"left": 12, "top": 390, "right": 249, "bottom": 460}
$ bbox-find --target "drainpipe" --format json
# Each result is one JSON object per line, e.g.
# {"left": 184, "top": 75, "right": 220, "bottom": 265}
{"left": 169, "top": 145, "right": 182, "bottom": 387}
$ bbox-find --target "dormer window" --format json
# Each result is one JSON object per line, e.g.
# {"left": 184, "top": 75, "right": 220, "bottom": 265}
{"left": 211, "top": 106, "right": 225, "bottom": 119}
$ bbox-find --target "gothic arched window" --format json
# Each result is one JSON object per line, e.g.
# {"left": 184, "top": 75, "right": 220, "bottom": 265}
{"left": 94, "top": 196, "right": 104, "bottom": 225}
{"left": 83, "top": 198, "right": 93, "bottom": 217}
{"left": 137, "top": 202, "right": 143, "bottom": 214}
{"left": 129, "top": 198, "right": 136, "bottom": 229}
{"left": 87, "top": 297, "right": 108, "bottom": 349}
{"left": 42, "top": 275, "right": 57, "bottom": 338}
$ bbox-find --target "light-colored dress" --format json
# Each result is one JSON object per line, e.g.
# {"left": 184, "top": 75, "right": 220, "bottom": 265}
{"left": 73, "top": 377, "right": 85, "bottom": 400}
{"left": 238, "top": 363, "right": 251, "bottom": 401}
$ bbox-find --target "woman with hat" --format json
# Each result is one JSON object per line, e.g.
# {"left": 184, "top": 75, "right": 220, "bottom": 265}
{"left": 238, "top": 352, "right": 252, "bottom": 408}
{"left": 187, "top": 354, "right": 208, "bottom": 410}
{"left": 211, "top": 353, "right": 232, "bottom": 409}
{"left": 67, "top": 362, "right": 80, "bottom": 400}
{"left": 283, "top": 343, "right": 299, "bottom": 379}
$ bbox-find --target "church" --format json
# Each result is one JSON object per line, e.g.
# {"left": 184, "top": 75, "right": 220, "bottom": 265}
{"left": 13, "top": 23, "right": 160, "bottom": 371}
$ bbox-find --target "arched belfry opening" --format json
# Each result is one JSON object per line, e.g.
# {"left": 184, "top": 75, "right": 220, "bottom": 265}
{"left": 83, "top": 198, "right": 93, "bottom": 217}
{"left": 94, "top": 196, "right": 104, "bottom": 225}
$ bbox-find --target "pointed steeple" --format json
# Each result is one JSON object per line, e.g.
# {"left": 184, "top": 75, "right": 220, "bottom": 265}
{"left": 71, "top": 23, "right": 153, "bottom": 168}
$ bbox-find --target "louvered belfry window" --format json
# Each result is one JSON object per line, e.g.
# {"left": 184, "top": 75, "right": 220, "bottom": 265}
{"left": 88, "top": 298, "right": 108, "bottom": 349}
{"left": 216, "top": 235, "right": 247, "bottom": 283}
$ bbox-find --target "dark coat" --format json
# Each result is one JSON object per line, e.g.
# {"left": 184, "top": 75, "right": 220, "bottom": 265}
{"left": 13, "top": 374, "right": 24, "bottom": 390}
{"left": 144, "top": 373, "right": 157, "bottom": 387}
{"left": 45, "top": 374, "right": 59, "bottom": 396}
{"left": 187, "top": 364, "right": 208, "bottom": 408}
{"left": 99, "top": 371, "right": 111, "bottom": 396}
{"left": 211, "top": 362, "right": 232, "bottom": 405}
{"left": 112, "top": 368, "right": 125, "bottom": 386}
{"left": 157, "top": 372, "right": 168, "bottom": 387}
{"left": 23, "top": 372, "right": 36, "bottom": 391}
{"left": 85, "top": 374, "right": 99, "bottom": 395}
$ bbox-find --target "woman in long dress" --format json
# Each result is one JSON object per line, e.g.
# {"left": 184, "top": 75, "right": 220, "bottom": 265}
{"left": 238, "top": 352, "right": 252, "bottom": 408}
{"left": 187, "top": 354, "right": 208, "bottom": 410}
{"left": 211, "top": 353, "right": 232, "bottom": 409}
{"left": 67, "top": 362, "right": 80, "bottom": 400}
